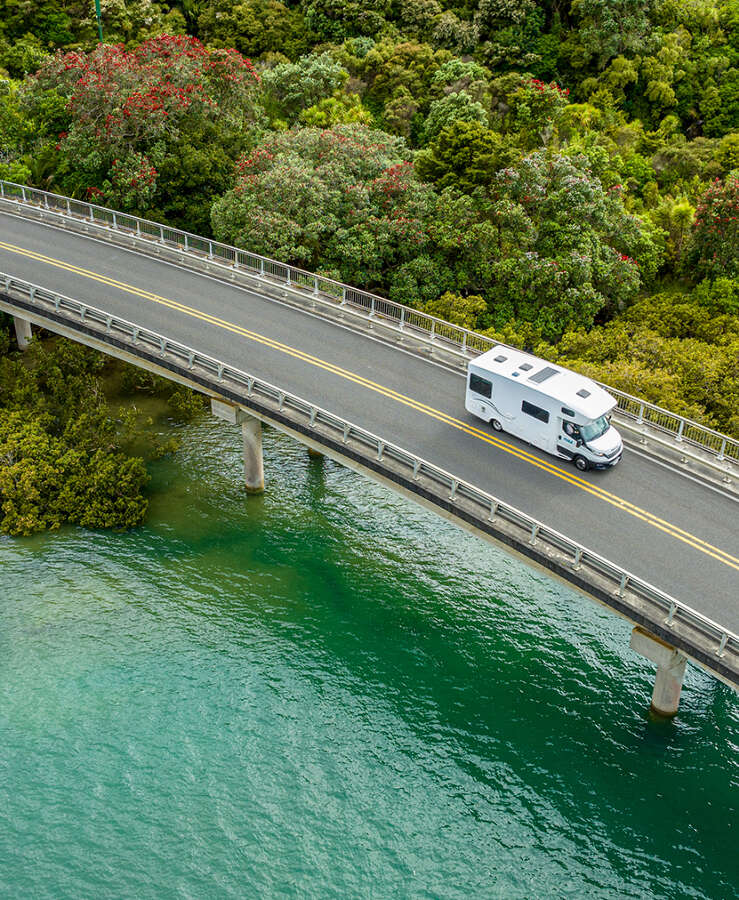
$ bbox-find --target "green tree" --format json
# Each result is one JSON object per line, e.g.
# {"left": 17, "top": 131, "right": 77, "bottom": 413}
{"left": 422, "top": 91, "right": 489, "bottom": 144}
{"left": 0, "top": 336, "right": 151, "bottom": 535}
{"left": 483, "top": 152, "right": 660, "bottom": 338}
{"left": 301, "top": 0, "right": 392, "bottom": 40}
{"left": 299, "top": 92, "right": 373, "bottom": 127}
{"left": 261, "top": 52, "right": 348, "bottom": 122}
{"left": 415, "top": 119, "right": 510, "bottom": 192}
{"left": 196, "top": 0, "right": 309, "bottom": 60}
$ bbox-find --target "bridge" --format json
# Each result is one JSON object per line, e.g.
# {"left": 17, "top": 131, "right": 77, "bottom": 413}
{"left": 1, "top": 182, "right": 737, "bottom": 716}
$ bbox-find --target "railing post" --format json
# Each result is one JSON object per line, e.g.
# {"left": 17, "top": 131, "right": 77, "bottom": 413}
{"left": 676, "top": 419, "right": 685, "bottom": 442}
{"left": 313, "top": 276, "right": 319, "bottom": 297}
{"left": 717, "top": 633, "right": 728, "bottom": 657}
{"left": 112, "top": 212, "right": 117, "bottom": 230}
{"left": 717, "top": 438, "right": 726, "bottom": 461}
{"left": 286, "top": 267, "right": 291, "bottom": 287}
{"left": 637, "top": 403, "right": 645, "bottom": 425}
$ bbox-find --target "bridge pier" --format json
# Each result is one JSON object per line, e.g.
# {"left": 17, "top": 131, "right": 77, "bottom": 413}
{"left": 630, "top": 627, "right": 687, "bottom": 717}
{"left": 13, "top": 316, "right": 32, "bottom": 350}
{"left": 211, "top": 399, "right": 265, "bottom": 494}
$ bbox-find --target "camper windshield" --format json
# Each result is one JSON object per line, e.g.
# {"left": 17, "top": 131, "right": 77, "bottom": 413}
{"left": 581, "top": 415, "right": 610, "bottom": 442}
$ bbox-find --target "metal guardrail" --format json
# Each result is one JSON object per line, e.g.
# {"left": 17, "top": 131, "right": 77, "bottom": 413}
{"left": 1, "top": 179, "right": 738, "bottom": 468}
{"left": 2, "top": 270, "right": 736, "bottom": 682}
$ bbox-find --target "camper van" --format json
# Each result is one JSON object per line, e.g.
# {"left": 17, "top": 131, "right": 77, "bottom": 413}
{"left": 466, "top": 345, "right": 623, "bottom": 470}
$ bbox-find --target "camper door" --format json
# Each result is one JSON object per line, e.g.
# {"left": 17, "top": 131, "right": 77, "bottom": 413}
{"left": 519, "top": 398, "right": 557, "bottom": 453}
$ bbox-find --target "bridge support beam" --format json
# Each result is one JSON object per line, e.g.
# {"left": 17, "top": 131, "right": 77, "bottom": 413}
{"left": 13, "top": 316, "right": 32, "bottom": 350}
{"left": 211, "top": 399, "right": 265, "bottom": 494}
{"left": 630, "top": 627, "right": 687, "bottom": 717}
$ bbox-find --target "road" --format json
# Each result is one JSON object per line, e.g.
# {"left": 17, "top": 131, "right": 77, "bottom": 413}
{"left": 1, "top": 210, "right": 737, "bottom": 632}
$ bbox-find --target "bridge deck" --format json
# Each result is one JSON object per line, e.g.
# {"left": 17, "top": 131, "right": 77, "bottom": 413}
{"left": 1, "top": 210, "right": 737, "bottom": 636}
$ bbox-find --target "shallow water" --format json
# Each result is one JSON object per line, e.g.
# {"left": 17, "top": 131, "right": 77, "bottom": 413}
{"left": 1, "top": 419, "right": 736, "bottom": 899}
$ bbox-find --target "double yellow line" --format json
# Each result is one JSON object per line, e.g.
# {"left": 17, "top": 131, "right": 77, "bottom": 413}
{"left": 2, "top": 238, "right": 738, "bottom": 571}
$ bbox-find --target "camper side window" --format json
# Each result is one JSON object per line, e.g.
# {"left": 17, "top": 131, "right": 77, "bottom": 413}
{"left": 521, "top": 400, "right": 549, "bottom": 423}
{"left": 469, "top": 374, "right": 492, "bottom": 399}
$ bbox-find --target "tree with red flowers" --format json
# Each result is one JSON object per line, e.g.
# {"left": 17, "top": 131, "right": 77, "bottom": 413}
{"left": 27, "top": 36, "right": 261, "bottom": 231}
{"left": 687, "top": 173, "right": 739, "bottom": 280}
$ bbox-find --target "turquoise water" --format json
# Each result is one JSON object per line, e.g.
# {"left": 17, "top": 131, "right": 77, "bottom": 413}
{"left": 1, "top": 419, "right": 737, "bottom": 899}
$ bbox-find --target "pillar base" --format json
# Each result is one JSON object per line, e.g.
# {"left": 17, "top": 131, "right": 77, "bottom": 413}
{"left": 630, "top": 627, "right": 687, "bottom": 717}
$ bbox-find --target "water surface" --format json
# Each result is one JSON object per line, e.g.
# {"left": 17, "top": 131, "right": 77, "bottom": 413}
{"left": 1, "top": 420, "right": 736, "bottom": 898}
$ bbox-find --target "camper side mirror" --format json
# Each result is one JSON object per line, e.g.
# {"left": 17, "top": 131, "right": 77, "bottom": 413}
{"left": 575, "top": 439, "right": 583, "bottom": 447}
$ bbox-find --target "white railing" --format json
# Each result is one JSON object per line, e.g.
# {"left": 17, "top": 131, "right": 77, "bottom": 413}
{"left": 1, "top": 270, "right": 736, "bottom": 683}
{"left": 1, "top": 179, "right": 737, "bottom": 468}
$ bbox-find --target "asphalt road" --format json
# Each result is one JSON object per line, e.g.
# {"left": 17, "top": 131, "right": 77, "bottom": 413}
{"left": 1, "top": 211, "right": 737, "bottom": 632}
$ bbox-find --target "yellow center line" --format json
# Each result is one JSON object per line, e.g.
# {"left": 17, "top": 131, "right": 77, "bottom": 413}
{"left": 3, "top": 239, "right": 738, "bottom": 571}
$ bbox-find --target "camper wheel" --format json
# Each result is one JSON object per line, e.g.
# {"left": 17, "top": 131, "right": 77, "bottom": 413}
{"left": 490, "top": 419, "right": 503, "bottom": 432}
{"left": 573, "top": 455, "right": 589, "bottom": 472}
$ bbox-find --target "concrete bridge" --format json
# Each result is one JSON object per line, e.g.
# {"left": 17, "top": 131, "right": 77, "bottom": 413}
{"left": 1, "top": 182, "right": 737, "bottom": 716}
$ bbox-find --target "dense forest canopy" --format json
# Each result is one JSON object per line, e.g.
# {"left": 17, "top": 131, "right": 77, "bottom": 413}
{"left": 0, "top": 0, "right": 737, "bottom": 532}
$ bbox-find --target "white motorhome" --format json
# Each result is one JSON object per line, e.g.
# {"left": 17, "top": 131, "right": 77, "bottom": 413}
{"left": 466, "top": 345, "right": 623, "bottom": 470}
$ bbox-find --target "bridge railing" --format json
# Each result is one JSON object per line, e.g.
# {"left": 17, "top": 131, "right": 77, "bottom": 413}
{"left": 1, "top": 269, "right": 736, "bottom": 683}
{"left": 1, "top": 179, "right": 737, "bottom": 468}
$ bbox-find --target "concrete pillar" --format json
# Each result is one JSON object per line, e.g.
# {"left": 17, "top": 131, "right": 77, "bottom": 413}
{"left": 241, "top": 415, "right": 264, "bottom": 494}
{"left": 211, "top": 398, "right": 264, "bottom": 494}
{"left": 630, "top": 627, "right": 688, "bottom": 717}
{"left": 13, "top": 317, "right": 32, "bottom": 350}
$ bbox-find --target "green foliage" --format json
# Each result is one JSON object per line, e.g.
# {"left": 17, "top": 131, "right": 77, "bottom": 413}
{"left": 262, "top": 52, "right": 348, "bottom": 122}
{"left": 299, "top": 92, "right": 373, "bottom": 127}
{"left": 301, "top": 0, "right": 392, "bottom": 41}
{"left": 545, "top": 279, "right": 739, "bottom": 436}
{"left": 119, "top": 365, "right": 207, "bottom": 423}
{"left": 22, "top": 36, "right": 261, "bottom": 229}
{"left": 483, "top": 152, "right": 659, "bottom": 338}
{"left": 0, "top": 0, "right": 737, "bottom": 444}
{"left": 196, "top": 0, "right": 309, "bottom": 60}
{"left": 415, "top": 120, "right": 510, "bottom": 192}
{"left": 423, "top": 291, "right": 487, "bottom": 328}
{"left": 0, "top": 334, "right": 150, "bottom": 535}
{"left": 211, "top": 125, "right": 414, "bottom": 274}
{"left": 422, "top": 91, "right": 489, "bottom": 144}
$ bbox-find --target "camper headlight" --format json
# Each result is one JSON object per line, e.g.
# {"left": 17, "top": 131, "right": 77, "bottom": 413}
{"left": 590, "top": 448, "right": 606, "bottom": 456}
